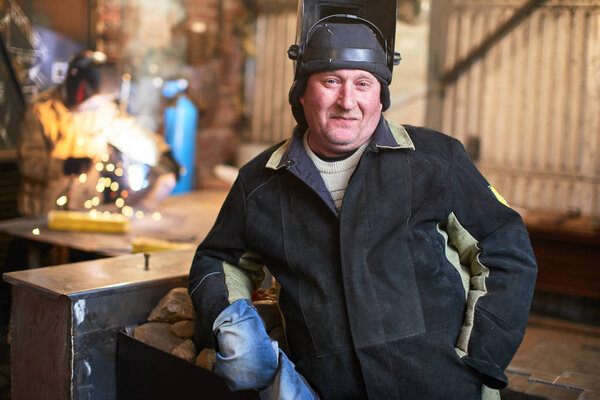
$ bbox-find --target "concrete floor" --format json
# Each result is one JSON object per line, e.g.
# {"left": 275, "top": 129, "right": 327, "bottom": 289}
{"left": 504, "top": 316, "right": 600, "bottom": 400}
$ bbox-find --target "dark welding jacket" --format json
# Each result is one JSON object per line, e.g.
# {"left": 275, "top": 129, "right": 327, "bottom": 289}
{"left": 189, "top": 116, "right": 538, "bottom": 399}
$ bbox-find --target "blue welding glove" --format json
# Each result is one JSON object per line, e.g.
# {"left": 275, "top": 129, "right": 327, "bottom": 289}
{"left": 259, "top": 349, "right": 320, "bottom": 400}
{"left": 213, "top": 299, "right": 279, "bottom": 391}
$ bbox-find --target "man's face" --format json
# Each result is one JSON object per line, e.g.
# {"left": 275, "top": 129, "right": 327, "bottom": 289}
{"left": 300, "top": 69, "right": 382, "bottom": 157}
{"left": 71, "top": 93, "right": 116, "bottom": 112}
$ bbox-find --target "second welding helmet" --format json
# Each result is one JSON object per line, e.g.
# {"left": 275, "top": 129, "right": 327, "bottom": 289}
{"left": 63, "top": 50, "right": 120, "bottom": 110}
{"left": 288, "top": 0, "right": 401, "bottom": 126}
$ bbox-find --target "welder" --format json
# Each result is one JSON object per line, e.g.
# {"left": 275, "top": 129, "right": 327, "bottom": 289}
{"left": 17, "top": 50, "right": 180, "bottom": 216}
{"left": 189, "top": 1, "right": 537, "bottom": 399}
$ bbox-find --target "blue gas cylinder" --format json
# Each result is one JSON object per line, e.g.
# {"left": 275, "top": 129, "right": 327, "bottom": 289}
{"left": 163, "top": 80, "right": 198, "bottom": 194}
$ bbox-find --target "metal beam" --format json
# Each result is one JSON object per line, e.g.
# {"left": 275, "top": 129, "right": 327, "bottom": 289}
{"left": 440, "top": 0, "right": 550, "bottom": 85}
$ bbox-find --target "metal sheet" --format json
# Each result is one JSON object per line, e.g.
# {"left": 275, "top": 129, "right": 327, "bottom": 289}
{"left": 0, "top": 189, "right": 226, "bottom": 264}
{"left": 7, "top": 249, "right": 193, "bottom": 399}
{"left": 3, "top": 248, "right": 194, "bottom": 300}
{"left": 430, "top": 0, "right": 600, "bottom": 217}
{"left": 70, "top": 282, "right": 187, "bottom": 399}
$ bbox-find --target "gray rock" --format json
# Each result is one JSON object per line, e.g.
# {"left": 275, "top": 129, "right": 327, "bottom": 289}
{"left": 148, "top": 287, "right": 194, "bottom": 323}
{"left": 195, "top": 348, "right": 216, "bottom": 371}
{"left": 134, "top": 322, "right": 185, "bottom": 353}
{"left": 171, "top": 339, "right": 197, "bottom": 363}
{"left": 170, "top": 320, "right": 195, "bottom": 338}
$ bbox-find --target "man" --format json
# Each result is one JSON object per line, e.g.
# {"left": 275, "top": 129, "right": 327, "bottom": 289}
{"left": 18, "top": 50, "right": 179, "bottom": 216}
{"left": 189, "top": 12, "right": 537, "bottom": 400}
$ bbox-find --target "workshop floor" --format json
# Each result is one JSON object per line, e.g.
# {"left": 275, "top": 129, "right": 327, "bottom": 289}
{"left": 0, "top": 315, "right": 597, "bottom": 399}
{"left": 503, "top": 315, "right": 600, "bottom": 400}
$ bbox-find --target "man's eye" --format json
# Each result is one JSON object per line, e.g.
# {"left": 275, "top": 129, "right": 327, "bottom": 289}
{"left": 325, "top": 79, "right": 337, "bottom": 84}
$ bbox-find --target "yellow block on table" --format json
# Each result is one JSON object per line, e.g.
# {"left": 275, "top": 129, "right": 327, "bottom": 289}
{"left": 47, "top": 210, "right": 130, "bottom": 233}
{"left": 131, "top": 236, "right": 195, "bottom": 253}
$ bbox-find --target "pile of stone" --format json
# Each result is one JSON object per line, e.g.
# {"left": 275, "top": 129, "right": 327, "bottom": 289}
{"left": 133, "top": 287, "right": 286, "bottom": 371}
{"left": 133, "top": 287, "right": 216, "bottom": 370}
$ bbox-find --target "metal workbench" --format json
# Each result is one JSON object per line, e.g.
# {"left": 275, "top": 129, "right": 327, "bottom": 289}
{"left": 0, "top": 189, "right": 229, "bottom": 398}
{"left": 0, "top": 189, "right": 227, "bottom": 264}
{"left": 4, "top": 248, "right": 195, "bottom": 399}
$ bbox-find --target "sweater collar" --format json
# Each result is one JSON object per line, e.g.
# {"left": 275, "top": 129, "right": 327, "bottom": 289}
{"left": 266, "top": 116, "right": 414, "bottom": 170}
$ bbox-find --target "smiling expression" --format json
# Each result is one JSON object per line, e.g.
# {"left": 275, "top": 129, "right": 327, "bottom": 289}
{"left": 300, "top": 69, "right": 382, "bottom": 157}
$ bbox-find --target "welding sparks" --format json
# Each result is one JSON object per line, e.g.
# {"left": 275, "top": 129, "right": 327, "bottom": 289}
{"left": 127, "top": 164, "right": 146, "bottom": 191}
{"left": 56, "top": 196, "right": 68, "bottom": 206}
{"left": 152, "top": 77, "right": 163, "bottom": 87}
{"left": 122, "top": 206, "right": 134, "bottom": 217}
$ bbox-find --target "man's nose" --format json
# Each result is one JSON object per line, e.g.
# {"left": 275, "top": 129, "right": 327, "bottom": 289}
{"left": 337, "top": 84, "right": 356, "bottom": 110}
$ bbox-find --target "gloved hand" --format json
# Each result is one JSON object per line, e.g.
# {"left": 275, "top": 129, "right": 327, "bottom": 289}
{"left": 157, "top": 150, "right": 182, "bottom": 181}
{"left": 259, "top": 349, "right": 320, "bottom": 400}
{"left": 63, "top": 157, "right": 93, "bottom": 175}
{"left": 213, "top": 299, "right": 279, "bottom": 391}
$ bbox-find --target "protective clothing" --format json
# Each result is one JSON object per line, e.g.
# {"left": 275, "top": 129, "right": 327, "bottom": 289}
{"left": 63, "top": 51, "right": 120, "bottom": 109}
{"left": 214, "top": 299, "right": 318, "bottom": 399}
{"left": 63, "top": 157, "right": 92, "bottom": 175}
{"left": 259, "top": 350, "right": 320, "bottom": 400}
{"left": 298, "top": 20, "right": 391, "bottom": 84}
{"left": 213, "top": 299, "right": 279, "bottom": 391}
{"left": 288, "top": 0, "right": 400, "bottom": 80}
{"left": 189, "top": 117, "right": 537, "bottom": 399}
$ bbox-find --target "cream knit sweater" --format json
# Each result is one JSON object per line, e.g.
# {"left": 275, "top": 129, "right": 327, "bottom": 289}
{"left": 303, "top": 132, "right": 370, "bottom": 210}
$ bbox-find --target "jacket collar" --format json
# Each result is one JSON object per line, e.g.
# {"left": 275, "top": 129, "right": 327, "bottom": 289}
{"left": 374, "top": 117, "right": 415, "bottom": 150}
{"left": 266, "top": 116, "right": 414, "bottom": 170}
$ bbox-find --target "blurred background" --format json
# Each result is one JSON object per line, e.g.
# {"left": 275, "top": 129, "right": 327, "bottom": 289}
{"left": 0, "top": 0, "right": 599, "bottom": 399}
{"left": 1, "top": 0, "right": 598, "bottom": 216}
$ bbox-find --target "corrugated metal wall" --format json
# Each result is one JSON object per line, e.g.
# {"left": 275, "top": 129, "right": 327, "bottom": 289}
{"left": 430, "top": 0, "right": 600, "bottom": 216}
{"left": 247, "top": 0, "right": 600, "bottom": 217}
{"left": 244, "top": 3, "right": 297, "bottom": 144}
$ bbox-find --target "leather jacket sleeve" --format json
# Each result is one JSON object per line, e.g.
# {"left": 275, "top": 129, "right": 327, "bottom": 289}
{"left": 18, "top": 101, "right": 66, "bottom": 183}
{"left": 189, "top": 177, "right": 264, "bottom": 348}
{"left": 448, "top": 140, "right": 537, "bottom": 389}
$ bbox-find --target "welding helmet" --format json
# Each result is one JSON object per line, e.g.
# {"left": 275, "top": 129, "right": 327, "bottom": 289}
{"left": 63, "top": 50, "right": 120, "bottom": 110}
{"left": 288, "top": 0, "right": 401, "bottom": 126}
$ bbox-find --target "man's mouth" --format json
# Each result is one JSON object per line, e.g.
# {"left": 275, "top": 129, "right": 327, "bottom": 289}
{"left": 331, "top": 115, "right": 358, "bottom": 121}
